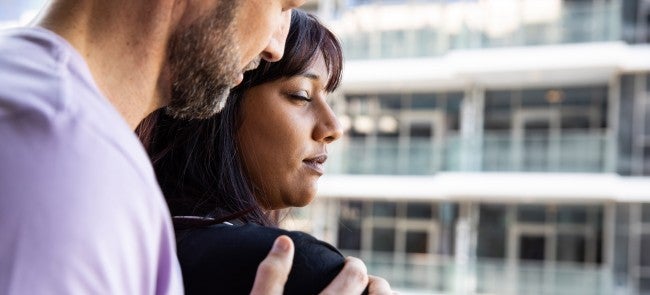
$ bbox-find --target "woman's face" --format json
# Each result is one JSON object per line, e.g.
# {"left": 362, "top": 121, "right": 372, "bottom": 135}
{"left": 237, "top": 54, "right": 342, "bottom": 210}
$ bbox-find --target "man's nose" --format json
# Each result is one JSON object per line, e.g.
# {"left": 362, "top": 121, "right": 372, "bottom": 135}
{"left": 260, "top": 10, "right": 291, "bottom": 62}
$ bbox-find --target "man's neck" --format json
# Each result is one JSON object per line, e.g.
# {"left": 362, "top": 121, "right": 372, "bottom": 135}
{"left": 36, "top": 0, "right": 181, "bottom": 129}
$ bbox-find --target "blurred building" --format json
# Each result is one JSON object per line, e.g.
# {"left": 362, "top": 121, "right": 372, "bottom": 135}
{"left": 3, "top": 0, "right": 649, "bottom": 294}
{"left": 290, "top": 0, "right": 650, "bottom": 294}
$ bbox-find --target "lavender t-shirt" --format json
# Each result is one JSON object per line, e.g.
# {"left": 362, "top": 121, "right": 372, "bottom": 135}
{"left": 0, "top": 27, "right": 182, "bottom": 294}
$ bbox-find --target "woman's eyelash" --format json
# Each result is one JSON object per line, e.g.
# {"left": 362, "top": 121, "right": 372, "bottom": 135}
{"left": 287, "top": 92, "right": 312, "bottom": 102}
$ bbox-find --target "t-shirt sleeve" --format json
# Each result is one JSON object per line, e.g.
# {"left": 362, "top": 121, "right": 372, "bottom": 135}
{"left": 0, "top": 109, "right": 180, "bottom": 294}
{"left": 177, "top": 224, "right": 346, "bottom": 295}
{"left": 0, "top": 29, "right": 182, "bottom": 295}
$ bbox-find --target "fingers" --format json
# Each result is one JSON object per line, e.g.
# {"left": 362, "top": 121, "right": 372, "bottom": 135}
{"left": 319, "top": 256, "right": 369, "bottom": 295}
{"left": 250, "top": 235, "right": 295, "bottom": 295}
{"left": 367, "top": 275, "right": 394, "bottom": 295}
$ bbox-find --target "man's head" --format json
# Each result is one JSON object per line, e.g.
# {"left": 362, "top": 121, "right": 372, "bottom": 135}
{"left": 166, "top": 0, "right": 304, "bottom": 120}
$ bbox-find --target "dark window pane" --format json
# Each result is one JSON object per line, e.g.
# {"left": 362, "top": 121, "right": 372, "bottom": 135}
{"left": 557, "top": 206, "right": 587, "bottom": 224}
{"left": 378, "top": 93, "right": 402, "bottom": 110}
{"left": 439, "top": 203, "right": 458, "bottom": 224}
{"left": 340, "top": 201, "right": 363, "bottom": 220}
{"left": 338, "top": 200, "right": 363, "bottom": 251}
{"left": 446, "top": 93, "right": 463, "bottom": 113}
{"left": 373, "top": 202, "right": 396, "bottom": 218}
{"left": 372, "top": 228, "right": 395, "bottom": 252}
{"left": 641, "top": 234, "right": 650, "bottom": 267}
{"left": 411, "top": 93, "right": 437, "bottom": 109}
{"left": 406, "top": 231, "right": 429, "bottom": 253}
{"left": 406, "top": 202, "right": 433, "bottom": 219}
{"left": 640, "top": 277, "right": 650, "bottom": 293}
{"left": 642, "top": 203, "right": 650, "bottom": 223}
{"left": 477, "top": 204, "right": 506, "bottom": 258}
{"left": 521, "top": 89, "right": 549, "bottom": 107}
{"left": 614, "top": 206, "right": 630, "bottom": 274}
{"left": 562, "top": 87, "right": 597, "bottom": 106}
{"left": 561, "top": 115, "right": 590, "bottom": 130}
{"left": 644, "top": 146, "right": 650, "bottom": 175}
{"left": 557, "top": 234, "right": 586, "bottom": 263}
{"left": 520, "top": 235, "right": 546, "bottom": 261}
{"left": 518, "top": 205, "right": 547, "bottom": 223}
{"left": 338, "top": 220, "right": 361, "bottom": 251}
{"left": 409, "top": 123, "right": 432, "bottom": 138}
{"left": 485, "top": 90, "right": 512, "bottom": 109}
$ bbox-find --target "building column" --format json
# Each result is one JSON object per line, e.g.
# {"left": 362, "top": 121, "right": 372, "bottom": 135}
{"left": 454, "top": 202, "right": 478, "bottom": 294}
{"left": 606, "top": 75, "right": 620, "bottom": 173}
{"left": 459, "top": 86, "right": 485, "bottom": 171}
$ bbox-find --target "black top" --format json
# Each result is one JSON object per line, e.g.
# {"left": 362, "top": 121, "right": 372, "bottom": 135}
{"left": 176, "top": 223, "right": 346, "bottom": 295}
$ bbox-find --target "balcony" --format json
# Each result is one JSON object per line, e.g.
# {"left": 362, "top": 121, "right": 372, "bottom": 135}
{"left": 329, "top": 131, "right": 610, "bottom": 174}
{"left": 343, "top": 252, "right": 614, "bottom": 295}
{"left": 336, "top": 1, "right": 622, "bottom": 60}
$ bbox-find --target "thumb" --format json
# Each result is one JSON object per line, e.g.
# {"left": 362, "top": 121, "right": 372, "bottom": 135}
{"left": 250, "top": 235, "right": 295, "bottom": 295}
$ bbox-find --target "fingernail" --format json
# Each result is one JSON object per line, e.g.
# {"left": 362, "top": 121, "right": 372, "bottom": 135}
{"left": 272, "top": 236, "right": 290, "bottom": 253}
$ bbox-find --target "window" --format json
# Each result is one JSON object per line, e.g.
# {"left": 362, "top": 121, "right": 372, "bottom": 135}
{"left": 373, "top": 202, "right": 397, "bottom": 218}
{"left": 406, "top": 203, "right": 434, "bottom": 219}
{"left": 338, "top": 201, "right": 363, "bottom": 251}
{"left": 478, "top": 204, "right": 506, "bottom": 258}
{"left": 518, "top": 205, "right": 547, "bottom": 223}
{"left": 372, "top": 228, "right": 396, "bottom": 252}
{"left": 406, "top": 231, "right": 429, "bottom": 253}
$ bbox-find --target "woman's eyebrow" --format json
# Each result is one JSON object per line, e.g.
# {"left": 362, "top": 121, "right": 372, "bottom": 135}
{"left": 300, "top": 72, "right": 320, "bottom": 80}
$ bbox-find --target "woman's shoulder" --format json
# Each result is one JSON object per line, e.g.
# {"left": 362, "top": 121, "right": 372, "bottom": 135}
{"left": 176, "top": 223, "right": 345, "bottom": 295}
{"left": 178, "top": 223, "right": 339, "bottom": 253}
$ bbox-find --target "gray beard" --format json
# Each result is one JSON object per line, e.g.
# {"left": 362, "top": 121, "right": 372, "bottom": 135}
{"left": 166, "top": 1, "right": 239, "bottom": 120}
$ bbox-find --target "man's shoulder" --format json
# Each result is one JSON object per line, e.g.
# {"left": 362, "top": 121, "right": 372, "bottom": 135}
{"left": 0, "top": 27, "right": 148, "bottom": 178}
{"left": 0, "top": 27, "right": 108, "bottom": 122}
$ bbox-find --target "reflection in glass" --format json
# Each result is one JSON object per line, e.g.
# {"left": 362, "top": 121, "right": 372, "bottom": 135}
{"left": 406, "top": 202, "right": 433, "bottom": 219}
{"left": 519, "top": 235, "right": 546, "bottom": 261}
{"left": 372, "top": 228, "right": 396, "bottom": 252}
{"left": 373, "top": 201, "right": 397, "bottom": 218}
{"left": 557, "top": 234, "right": 586, "bottom": 263}
{"left": 406, "top": 231, "right": 428, "bottom": 253}
{"left": 518, "top": 205, "right": 547, "bottom": 223}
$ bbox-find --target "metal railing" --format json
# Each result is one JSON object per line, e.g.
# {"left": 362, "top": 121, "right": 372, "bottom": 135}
{"left": 329, "top": 131, "right": 610, "bottom": 174}
{"left": 338, "top": 1, "right": 622, "bottom": 60}
{"left": 340, "top": 251, "right": 617, "bottom": 295}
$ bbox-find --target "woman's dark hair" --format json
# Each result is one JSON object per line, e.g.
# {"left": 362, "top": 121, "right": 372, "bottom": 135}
{"left": 136, "top": 10, "right": 343, "bottom": 227}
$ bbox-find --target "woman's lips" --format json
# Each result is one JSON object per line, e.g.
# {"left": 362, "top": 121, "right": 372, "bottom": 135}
{"left": 303, "top": 155, "right": 327, "bottom": 175}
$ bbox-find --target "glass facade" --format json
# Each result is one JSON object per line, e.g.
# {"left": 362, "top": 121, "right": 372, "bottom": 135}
{"left": 618, "top": 73, "right": 650, "bottom": 176}
{"left": 292, "top": 199, "right": 616, "bottom": 294}
{"left": 296, "top": 0, "right": 650, "bottom": 294}
{"left": 5, "top": 0, "right": 648, "bottom": 294}
{"left": 329, "top": 85, "right": 612, "bottom": 175}
{"left": 336, "top": 200, "right": 457, "bottom": 292}
{"left": 337, "top": 0, "right": 622, "bottom": 60}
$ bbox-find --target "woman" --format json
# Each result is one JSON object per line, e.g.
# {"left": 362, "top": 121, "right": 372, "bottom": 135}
{"left": 138, "top": 10, "right": 376, "bottom": 294}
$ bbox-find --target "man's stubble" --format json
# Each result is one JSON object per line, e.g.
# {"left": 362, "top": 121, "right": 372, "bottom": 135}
{"left": 166, "top": 1, "right": 240, "bottom": 120}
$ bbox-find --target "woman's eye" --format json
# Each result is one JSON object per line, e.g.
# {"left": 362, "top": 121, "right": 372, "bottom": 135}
{"left": 287, "top": 91, "right": 311, "bottom": 102}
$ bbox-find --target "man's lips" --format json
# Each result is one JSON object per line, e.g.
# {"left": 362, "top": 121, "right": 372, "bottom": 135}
{"left": 244, "top": 58, "right": 261, "bottom": 72}
{"left": 234, "top": 58, "right": 262, "bottom": 86}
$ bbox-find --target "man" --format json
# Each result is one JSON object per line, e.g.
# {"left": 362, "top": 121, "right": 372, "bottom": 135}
{"left": 0, "top": 0, "right": 390, "bottom": 294}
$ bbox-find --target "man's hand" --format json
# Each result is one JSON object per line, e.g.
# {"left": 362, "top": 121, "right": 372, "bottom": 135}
{"left": 319, "top": 257, "right": 368, "bottom": 295}
{"left": 319, "top": 257, "right": 396, "bottom": 295}
{"left": 368, "top": 275, "right": 394, "bottom": 295}
{"left": 250, "top": 241, "right": 395, "bottom": 295}
{"left": 250, "top": 235, "right": 295, "bottom": 295}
